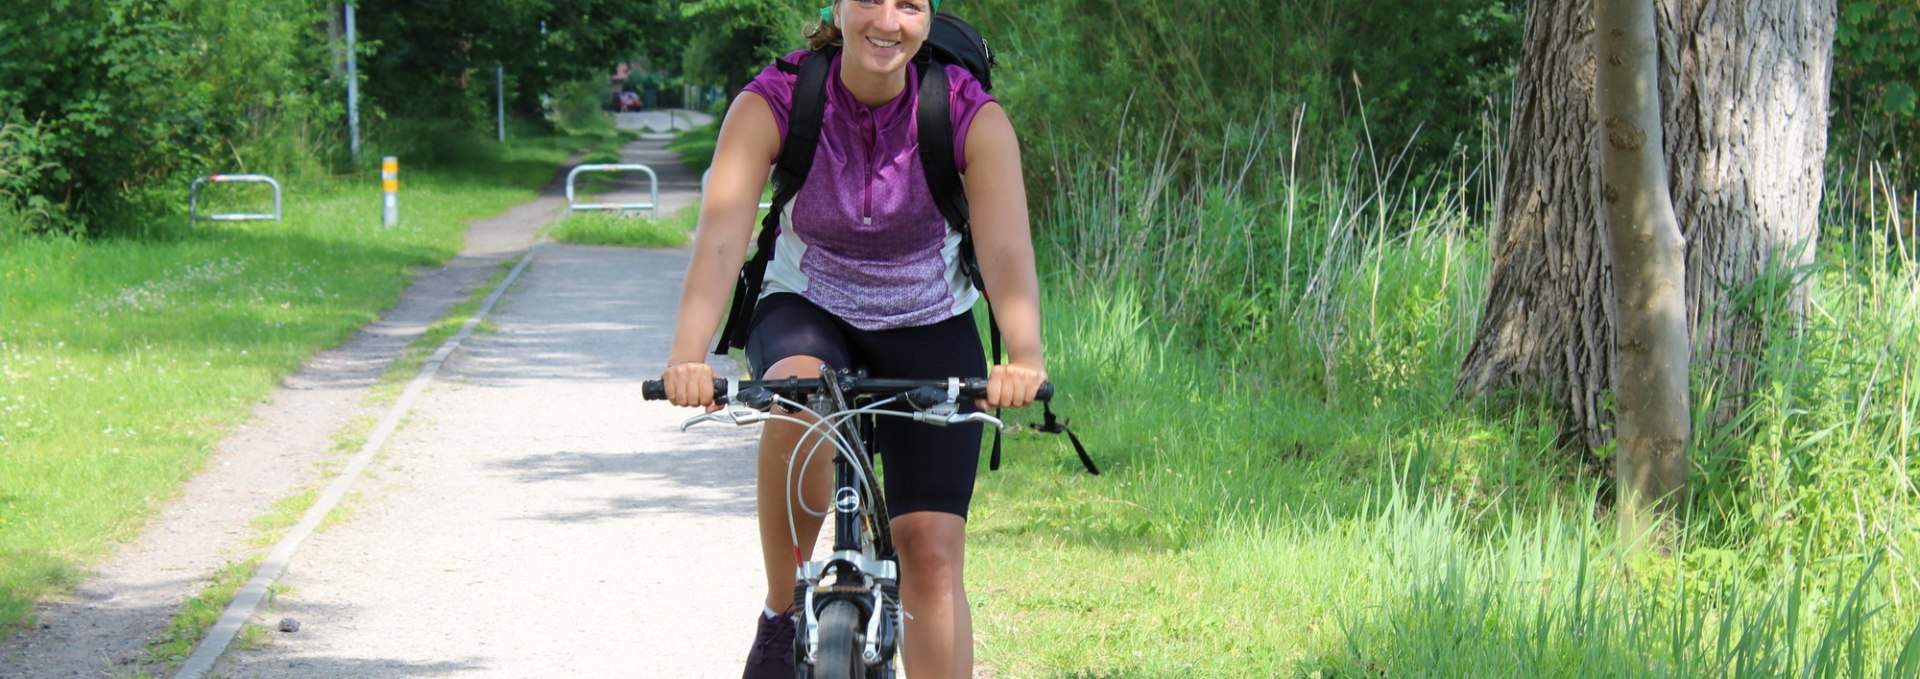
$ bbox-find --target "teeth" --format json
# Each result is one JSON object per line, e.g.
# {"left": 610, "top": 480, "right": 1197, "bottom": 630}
{"left": 867, "top": 37, "right": 899, "bottom": 48}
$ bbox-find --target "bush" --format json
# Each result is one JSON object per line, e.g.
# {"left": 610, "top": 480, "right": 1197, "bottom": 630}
{"left": 962, "top": 0, "right": 1519, "bottom": 195}
{"left": 1833, "top": 0, "right": 1920, "bottom": 185}
{"left": 0, "top": 0, "right": 335, "bottom": 236}
{"left": 550, "top": 78, "right": 619, "bottom": 137}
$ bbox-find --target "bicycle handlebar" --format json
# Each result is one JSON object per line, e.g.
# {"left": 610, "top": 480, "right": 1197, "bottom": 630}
{"left": 641, "top": 376, "right": 1052, "bottom": 405}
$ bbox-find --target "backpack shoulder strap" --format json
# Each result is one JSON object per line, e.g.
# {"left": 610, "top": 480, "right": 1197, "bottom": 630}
{"left": 914, "top": 60, "right": 982, "bottom": 294}
{"left": 715, "top": 49, "right": 836, "bottom": 354}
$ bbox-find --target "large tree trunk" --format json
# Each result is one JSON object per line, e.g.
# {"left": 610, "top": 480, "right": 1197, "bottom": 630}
{"left": 1664, "top": 2, "right": 1834, "bottom": 418}
{"left": 1459, "top": 0, "right": 1835, "bottom": 451}
{"left": 1595, "top": 0, "right": 1690, "bottom": 544}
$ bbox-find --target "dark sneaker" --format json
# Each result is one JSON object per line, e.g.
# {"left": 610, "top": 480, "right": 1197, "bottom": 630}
{"left": 743, "top": 611, "right": 797, "bottom": 679}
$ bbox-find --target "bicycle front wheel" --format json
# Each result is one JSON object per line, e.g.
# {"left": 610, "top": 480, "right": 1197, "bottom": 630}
{"left": 811, "top": 600, "right": 863, "bottom": 679}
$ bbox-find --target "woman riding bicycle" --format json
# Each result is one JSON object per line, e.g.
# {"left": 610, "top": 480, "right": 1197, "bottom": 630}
{"left": 658, "top": 1, "right": 1045, "bottom": 678}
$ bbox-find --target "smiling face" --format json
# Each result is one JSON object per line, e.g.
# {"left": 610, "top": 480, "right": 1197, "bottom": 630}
{"left": 834, "top": 0, "right": 933, "bottom": 84}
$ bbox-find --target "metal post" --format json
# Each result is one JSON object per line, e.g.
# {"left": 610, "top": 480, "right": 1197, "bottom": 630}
{"left": 382, "top": 157, "right": 399, "bottom": 227}
{"left": 496, "top": 64, "right": 506, "bottom": 143}
{"left": 346, "top": 3, "right": 361, "bottom": 164}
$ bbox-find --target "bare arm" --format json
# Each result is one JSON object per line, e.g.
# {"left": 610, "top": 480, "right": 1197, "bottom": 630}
{"left": 662, "top": 92, "right": 780, "bottom": 406}
{"left": 962, "top": 103, "right": 1047, "bottom": 408}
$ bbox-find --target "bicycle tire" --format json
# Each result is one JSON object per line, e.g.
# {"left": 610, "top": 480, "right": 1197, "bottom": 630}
{"left": 812, "top": 600, "right": 863, "bottom": 679}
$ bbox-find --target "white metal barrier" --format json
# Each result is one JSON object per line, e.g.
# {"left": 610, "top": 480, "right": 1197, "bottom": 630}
{"left": 189, "top": 175, "right": 282, "bottom": 222}
{"left": 566, "top": 164, "right": 659, "bottom": 217}
{"left": 701, "top": 168, "right": 775, "bottom": 210}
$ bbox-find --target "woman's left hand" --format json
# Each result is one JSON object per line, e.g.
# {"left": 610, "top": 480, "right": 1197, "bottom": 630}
{"left": 982, "top": 362, "right": 1047, "bottom": 410}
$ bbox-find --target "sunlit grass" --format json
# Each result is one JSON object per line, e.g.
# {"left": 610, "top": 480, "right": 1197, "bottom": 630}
{"left": 547, "top": 208, "right": 693, "bottom": 248}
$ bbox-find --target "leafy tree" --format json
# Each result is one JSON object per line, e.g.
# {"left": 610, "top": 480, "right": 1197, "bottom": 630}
{"left": 1460, "top": 0, "right": 1835, "bottom": 475}
{"left": 349, "top": 0, "right": 665, "bottom": 123}
{"left": 678, "top": 0, "right": 810, "bottom": 102}
{"left": 1833, "top": 0, "right": 1920, "bottom": 183}
{"left": 0, "top": 0, "right": 332, "bottom": 233}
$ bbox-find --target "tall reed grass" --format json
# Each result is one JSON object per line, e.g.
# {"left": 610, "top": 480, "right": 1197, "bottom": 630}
{"left": 970, "top": 106, "right": 1920, "bottom": 674}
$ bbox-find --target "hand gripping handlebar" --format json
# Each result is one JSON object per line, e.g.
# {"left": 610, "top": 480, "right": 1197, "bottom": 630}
{"left": 641, "top": 377, "right": 1052, "bottom": 405}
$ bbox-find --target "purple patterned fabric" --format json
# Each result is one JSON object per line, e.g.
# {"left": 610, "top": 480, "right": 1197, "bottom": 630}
{"left": 741, "top": 50, "right": 997, "bottom": 330}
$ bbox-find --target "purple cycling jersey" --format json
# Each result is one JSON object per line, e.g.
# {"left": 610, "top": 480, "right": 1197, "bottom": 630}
{"left": 741, "top": 50, "right": 997, "bottom": 331}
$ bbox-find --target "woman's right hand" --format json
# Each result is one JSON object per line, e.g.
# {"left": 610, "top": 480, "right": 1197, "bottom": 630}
{"left": 661, "top": 360, "right": 721, "bottom": 411}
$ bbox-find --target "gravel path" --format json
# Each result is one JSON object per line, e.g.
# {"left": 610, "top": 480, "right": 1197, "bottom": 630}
{"left": 210, "top": 243, "right": 764, "bottom": 677}
{"left": 2, "top": 116, "right": 774, "bottom": 677}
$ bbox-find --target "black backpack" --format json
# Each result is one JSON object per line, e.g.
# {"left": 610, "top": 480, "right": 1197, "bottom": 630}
{"left": 715, "top": 13, "right": 1097, "bottom": 475}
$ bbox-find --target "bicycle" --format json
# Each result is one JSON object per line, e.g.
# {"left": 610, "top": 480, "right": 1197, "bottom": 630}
{"left": 643, "top": 365, "right": 1048, "bottom": 679}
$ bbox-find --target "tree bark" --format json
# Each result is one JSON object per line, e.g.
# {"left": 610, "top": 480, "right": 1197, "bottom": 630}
{"left": 1594, "top": 0, "right": 1690, "bottom": 544}
{"left": 1459, "top": 0, "right": 1835, "bottom": 452}
{"left": 1664, "top": 1, "right": 1833, "bottom": 418}
{"left": 1458, "top": 0, "right": 1615, "bottom": 447}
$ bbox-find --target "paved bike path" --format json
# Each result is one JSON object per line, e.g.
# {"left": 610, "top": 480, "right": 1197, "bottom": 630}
{"left": 210, "top": 241, "right": 766, "bottom": 677}
{"left": 0, "top": 121, "right": 769, "bottom": 677}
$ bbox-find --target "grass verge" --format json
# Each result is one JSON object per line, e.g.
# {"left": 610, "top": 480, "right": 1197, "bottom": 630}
{"left": 548, "top": 208, "right": 695, "bottom": 247}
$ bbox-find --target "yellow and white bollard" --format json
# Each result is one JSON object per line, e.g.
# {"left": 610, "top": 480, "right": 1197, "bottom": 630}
{"left": 382, "top": 156, "right": 399, "bottom": 227}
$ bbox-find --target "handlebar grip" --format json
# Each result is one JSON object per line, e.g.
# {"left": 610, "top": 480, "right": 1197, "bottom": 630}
{"left": 953, "top": 379, "right": 1054, "bottom": 401}
{"left": 640, "top": 378, "right": 731, "bottom": 402}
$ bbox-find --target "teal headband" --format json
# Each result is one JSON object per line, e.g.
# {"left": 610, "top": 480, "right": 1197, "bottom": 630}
{"left": 820, "top": 1, "right": 939, "bottom": 23}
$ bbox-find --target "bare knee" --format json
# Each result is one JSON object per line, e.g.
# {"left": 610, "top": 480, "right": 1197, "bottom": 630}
{"left": 765, "top": 354, "right": 832, "bottom": 380}
{"left": 894, "top": 513, "right": 966, "bottom": 585}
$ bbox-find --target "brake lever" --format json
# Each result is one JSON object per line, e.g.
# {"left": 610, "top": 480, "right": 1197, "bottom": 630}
{"left": 679, "top": 404, "right": 770, "bottom": 431}
{"left": 909, "top": 410, "right": 1012, "bottom": 432}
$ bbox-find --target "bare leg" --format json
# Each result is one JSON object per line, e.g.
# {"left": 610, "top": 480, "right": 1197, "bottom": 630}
{"left": 757, "top": 355, "right": 835, "bottom": 612}
{"left": 892, "top": 511, "right": 971, "bottom": 679}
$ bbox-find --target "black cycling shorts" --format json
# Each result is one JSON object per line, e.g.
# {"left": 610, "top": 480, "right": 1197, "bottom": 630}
{"left": 745, "top": 293, "right": 986, "bottom": 519}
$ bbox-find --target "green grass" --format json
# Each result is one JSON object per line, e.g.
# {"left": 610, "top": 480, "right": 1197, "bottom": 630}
{"left": 0, "top": 124, "right": 614, "bottom": 630}
{"left": 666, "top": 121, "right": 720, "bottom": 175}
{"left": 548, "top": 208, "right": 693, "bottom": 247}
{"left": 377, "top": 259, "right": 518, "bottom": 393}
{"left": 966, "top": 131, "right": 1920, "bottom": 675}
{"left": 143, "top": 557, "right": 270, "bottom": 664}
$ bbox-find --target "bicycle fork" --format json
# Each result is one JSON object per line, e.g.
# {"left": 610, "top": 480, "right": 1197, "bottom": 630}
{"left": 794, "top": 385, "right": 901, "bottom": 676}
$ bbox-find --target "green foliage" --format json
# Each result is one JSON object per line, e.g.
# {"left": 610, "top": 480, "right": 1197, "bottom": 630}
{"left": 960, "top": 0, "right": 1519, "bottom": 195}
{"left": 0, "top": 0, "right": 338, "bottom": 235}
{"left": 0, "top": 119, "right": 63, "bottom": 232}
{"left": 550, "top": 79, "right": 621, "bottom": 136}
{"left": 350, "top": 0, "right": 672, "bottom": 123}
{"left": 999, "top": 66, "right": 1920, "bottom": 668}
{"left": 1834, "top": 0, "right": 1920, "bottom": 183}
{"left": 678, "top": 0, "right": 810, "bottom": 97}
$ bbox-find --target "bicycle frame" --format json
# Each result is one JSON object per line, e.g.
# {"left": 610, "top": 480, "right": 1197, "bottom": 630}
{"left": 648, "top": 367, "right": 1031, "bottom": 678}
{"left": 794, "top": 367, "right": 901, "bottom": 678}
